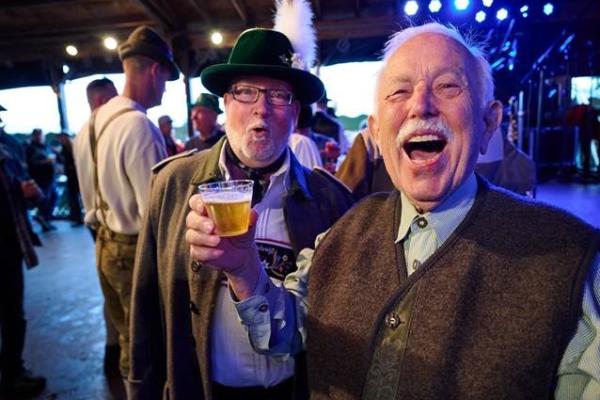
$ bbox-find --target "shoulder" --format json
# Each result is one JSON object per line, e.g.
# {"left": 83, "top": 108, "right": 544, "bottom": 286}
{"left": 306, "top": 166, "right": 352, "bottom": 196}
{"left": 152, "top": 149, "right": 198, "bottom": 175}
{"left": 483, "top": 184, "right": 598, "bottom": 238}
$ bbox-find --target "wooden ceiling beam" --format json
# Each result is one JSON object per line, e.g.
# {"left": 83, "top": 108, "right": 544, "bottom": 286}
{"left": 187, "top": 0, "right": 211, "bottom": 24}
{"left": 230, "top": 0, "right": 249, "bottom": 25}
{"left": 133, "top": 0, "right": 178, "bottom": 31}
{"left": 0, "top": 17, "right": 150, "bottom": 41}
{"left": 0, "top": 0, "right": 105, "bottom": 9}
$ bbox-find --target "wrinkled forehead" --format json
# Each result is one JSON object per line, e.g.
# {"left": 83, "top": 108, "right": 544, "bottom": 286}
{"left": 383, "top": 33, "right": 475, "bottom": 79}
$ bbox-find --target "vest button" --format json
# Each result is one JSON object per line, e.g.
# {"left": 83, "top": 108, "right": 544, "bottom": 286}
{"left": 384, "top": 312, "right": 402, "bottom": 329}
{"left": 416, "top": 217, "right": 428, "bottom": 228}
{"left": 191, "top": 260, "right": 201, "bottom": 272}
{"left": 258, "top": 304, "right": 269, "bottom": 312}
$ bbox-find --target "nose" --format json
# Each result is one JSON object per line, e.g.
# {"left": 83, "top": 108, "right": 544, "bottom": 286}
{"left": 408, "top": 84, "right": 438, "bottom": 119}
{"left": 252, "top": 91, "right": 270, "bottom": 116}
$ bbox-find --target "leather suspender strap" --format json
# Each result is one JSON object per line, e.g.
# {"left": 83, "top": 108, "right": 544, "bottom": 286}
{"left": 88, "top": 108, "right": 136, "bottom": 233}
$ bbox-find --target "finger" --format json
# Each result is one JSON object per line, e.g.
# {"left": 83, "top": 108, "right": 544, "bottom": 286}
{"left": 186, "top": 209, "right": 215, "bottom": 233}
{"left": 188, "top": 194, "right": 206, "bottom": 213}
{"left": 185, "top": 227, "right": 221, "bottom": 248}
{"left": 248, "top": 209, "right": 259, "bottom": 227}
{"left": 189, "top": 244, "right": 224, "bottom": 262}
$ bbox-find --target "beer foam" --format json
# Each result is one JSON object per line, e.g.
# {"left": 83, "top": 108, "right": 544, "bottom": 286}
{"left": 201, "top": 191, "right": 252, "bottom": 203}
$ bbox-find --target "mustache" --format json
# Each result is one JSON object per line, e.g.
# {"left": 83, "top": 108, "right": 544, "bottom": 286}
{"left": 395, "top": 119, "right": 453, "bottom": 148}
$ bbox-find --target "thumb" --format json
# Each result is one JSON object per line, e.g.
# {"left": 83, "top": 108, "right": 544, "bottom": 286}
{"left": 248, "top": 209, "right": 259, "bottom": 227}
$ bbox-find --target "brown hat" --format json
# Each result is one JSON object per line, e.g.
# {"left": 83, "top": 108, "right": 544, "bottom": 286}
{"left": 118, "top": 26, "right": 180, "bottom": 81}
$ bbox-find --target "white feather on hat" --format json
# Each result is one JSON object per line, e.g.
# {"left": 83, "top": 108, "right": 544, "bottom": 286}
{"left": 273, "top": 0, "right": 317, "bottom": 71}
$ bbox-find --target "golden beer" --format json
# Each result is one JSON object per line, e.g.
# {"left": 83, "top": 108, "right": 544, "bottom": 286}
{"left": 198, "top": 180, "right": 254, "bottom": 237}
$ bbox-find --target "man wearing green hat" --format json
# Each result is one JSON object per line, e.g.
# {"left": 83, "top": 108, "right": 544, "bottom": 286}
{"left": 184, "top": 93, "right": 225, "bottom": 152}
{"left": 129, "top": 2, "right": 354, "bottom": 397}
{"left": 74, "top": 25, "right": 177, "bottom": 381}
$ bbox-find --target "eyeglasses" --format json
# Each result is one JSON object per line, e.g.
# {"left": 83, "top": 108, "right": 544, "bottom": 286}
{"left": 229, "top": 85, "right": 294, "bottom": 106}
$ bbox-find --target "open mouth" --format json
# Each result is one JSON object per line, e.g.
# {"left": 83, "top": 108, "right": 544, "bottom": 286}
{"left": 250, "top": 125, "right": 269, "bottom": 138}
{"left": 403, "top": 134, "right": 447, "bottom": 161}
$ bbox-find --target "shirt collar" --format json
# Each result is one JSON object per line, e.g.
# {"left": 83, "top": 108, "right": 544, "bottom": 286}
{"left": 217, "top": 143, "right": 291, "bottom": 190}
{"left": 396, "top": 173, "right": 478, "bottom": 245}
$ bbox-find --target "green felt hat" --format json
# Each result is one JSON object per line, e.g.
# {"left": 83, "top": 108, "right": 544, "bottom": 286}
{"left": 118, "top": 26, "right": 180, "bottom": 81}
{"left": 191, "top": 93, "right": 223, "bottom": 114}
{"left": 201, "top": 28, "right": 324, "bottom": 105}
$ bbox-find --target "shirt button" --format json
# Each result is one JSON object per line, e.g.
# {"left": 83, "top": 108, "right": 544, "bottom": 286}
{"left": 413, "top": 260, "right": 421, "bottom": 270}
{"left": 384, "top": 312, "right": 402, "bottom": 329}
{"left": 258, "top": 304, "right": 269, "bottom": 312}
{"left": 416, "top": 217, "right": 428, "bottom": 228}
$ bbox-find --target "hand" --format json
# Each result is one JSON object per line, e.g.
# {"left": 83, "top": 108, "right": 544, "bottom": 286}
{"left": 186, "top": 194, "right": 261, "bottom": 299}
{"left": 21, "top": 180, "right": 42, "bottom": 200}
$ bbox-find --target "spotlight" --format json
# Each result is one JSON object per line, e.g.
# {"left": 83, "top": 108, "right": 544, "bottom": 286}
{"left": 62, "top": 64, "right": 70, "bottom": 74}
{"left": 210, "top": 31, "right": 223, "bottom": 45}
{"left": 65, "top": 45, "right": 78, "bottom": 56}
{"left": 454, "top": 0, "right": 469, "bottom": 11}
{"left": 482, "top": 0, "right": 493, "bottom": 6}
{"left": 404, "top": 0, "right": 419, "bottom": 16}
{"left": 475, "top": 10, "right": 487, "bottom": 22}
{"left": 496, "top": 8, "right": 508, "bottom": 20}
{"left": 428, "top": 0, "right": 442, "bottom": 13}
{"left": 520, "top": 5, "right": 529, "bottom": 13}
{"left": 543, "top": 3, "right": 554, "bottom": 15}
{"left": 103, "top": 37, "right": 118, "bottom": 50}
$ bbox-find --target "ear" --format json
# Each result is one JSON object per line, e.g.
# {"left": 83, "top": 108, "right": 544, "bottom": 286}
{"left": 480, "top": 100, "right": 503, "bottom": 154}
{"left": 368, "top": 114, "right": 379, "bottom": 146}
{"left": 149, "top": 62, "right": 161, "bottom": 78}
{"left": 291, "top": 100, "right": 300, "bottom": 128}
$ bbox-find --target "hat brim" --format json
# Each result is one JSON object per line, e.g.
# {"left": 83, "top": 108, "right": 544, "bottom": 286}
{"left": 201, "top": 64, "right": 324, "bottom": 105}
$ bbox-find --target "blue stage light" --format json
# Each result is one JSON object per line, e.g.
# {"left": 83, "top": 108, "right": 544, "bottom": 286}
{"left": 454, "top": 0, "right": 469, "bottom": 11}
{"left": 428, "top": 0, "right": 442, "bottom": 13}
{"left": 543, "top": 3, "right": 554, "bottom": 15}
{"left": 520, "top": 5, "right": 529, "bottom": 13}
{"left": 404, "top": 0, "right": 419, "bottom": 15}
{"left": 482, "top": 0, "right": 493, "bottom": 7}
{"left": 496, "top": 8, "right": 508, "bottom": 21}
{"left": 475, "top": 10, "right": 487, "bottom": 22}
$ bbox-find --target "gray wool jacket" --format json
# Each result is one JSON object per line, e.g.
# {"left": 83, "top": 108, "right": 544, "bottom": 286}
{"left": 128, "top": 138, "right": 354, "bottom": 400}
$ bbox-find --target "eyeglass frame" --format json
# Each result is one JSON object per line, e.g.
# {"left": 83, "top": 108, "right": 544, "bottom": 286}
{"left": 228, "top": 84, "right": 295, "bottom": 106}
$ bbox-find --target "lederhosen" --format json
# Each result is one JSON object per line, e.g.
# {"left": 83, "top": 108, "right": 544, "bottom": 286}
{"left": 88, "top": 108, "right": 138, "bottom": 377}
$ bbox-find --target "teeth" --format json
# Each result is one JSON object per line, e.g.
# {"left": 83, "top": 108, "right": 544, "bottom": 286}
{"left": 408, "top": 134, "right": 443, "bottom": 143}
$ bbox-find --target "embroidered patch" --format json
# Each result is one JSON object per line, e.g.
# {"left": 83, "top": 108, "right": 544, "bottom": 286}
{"left": 256, "top": 239, "right": 296, "bottom": 281}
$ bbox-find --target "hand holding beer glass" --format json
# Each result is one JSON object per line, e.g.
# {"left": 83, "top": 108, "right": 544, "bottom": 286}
{"left": 197, "top": 179, "right": 254, "bottom": 237}
{"left": 188, "top": 180, "right": 261, "bottom": 300}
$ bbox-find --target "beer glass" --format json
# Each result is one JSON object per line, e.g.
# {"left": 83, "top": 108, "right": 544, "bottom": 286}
{"left": 197, "top": 179, "right": 254, "bottom": 237}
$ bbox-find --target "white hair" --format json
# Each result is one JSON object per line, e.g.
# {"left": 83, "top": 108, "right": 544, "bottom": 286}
{"left": 376, "top": 22, "right": 494, "bottom": 107}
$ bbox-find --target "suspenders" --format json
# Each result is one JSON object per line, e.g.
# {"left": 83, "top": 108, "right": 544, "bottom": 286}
{"left": 88, "top": 108, "right": 136, "bottom": 236}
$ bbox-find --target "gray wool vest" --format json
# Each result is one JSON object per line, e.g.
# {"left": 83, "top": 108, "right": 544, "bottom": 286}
{"left": 307, "top": 181, "right": 599, "bottom": 400}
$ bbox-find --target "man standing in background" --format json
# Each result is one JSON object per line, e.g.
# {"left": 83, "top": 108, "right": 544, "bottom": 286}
{"left": 184, "top": 93, "right": 224, "bottom": 152}
{"left": 74, "top": 25, "right": 177, "bottom": 381}
{"left": 0, "top": 139, "right": 46, "bottom": 398}
{"left": 26, "top": 128, "right": 57, "bottom": 232}
{"left": 74, "top": 77, "right": 121, "bottom": 377}
{"left": 158, "top": 115, "right": 180, "bottom": 156}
